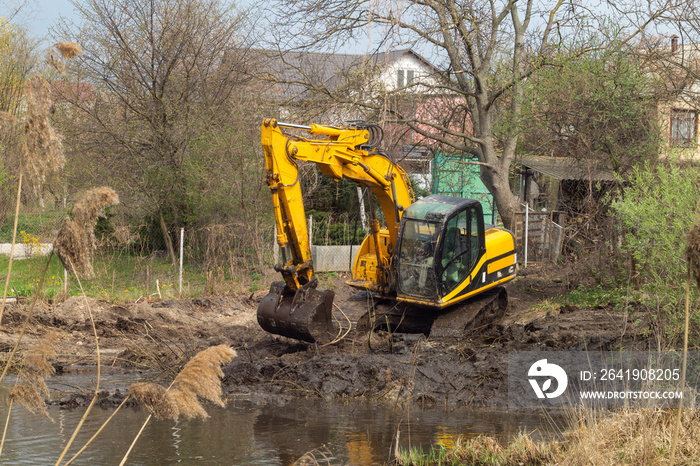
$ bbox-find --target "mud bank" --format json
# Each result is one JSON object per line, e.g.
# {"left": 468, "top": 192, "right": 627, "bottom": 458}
{"left": 0, "top": 264, "right": 654, "bottom": 408}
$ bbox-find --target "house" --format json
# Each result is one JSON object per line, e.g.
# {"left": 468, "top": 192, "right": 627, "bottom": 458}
{"left": 653, "top": 35, "right": 700, "bottom": 158}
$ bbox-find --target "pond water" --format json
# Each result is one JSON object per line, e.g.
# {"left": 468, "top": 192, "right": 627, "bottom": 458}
{"left": 0, "top": 385, "right": 565, "bottom": 465}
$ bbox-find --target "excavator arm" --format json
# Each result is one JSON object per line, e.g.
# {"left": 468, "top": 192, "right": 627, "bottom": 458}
{"left": 258, "top": 119, "right": 415, "bottom": 342}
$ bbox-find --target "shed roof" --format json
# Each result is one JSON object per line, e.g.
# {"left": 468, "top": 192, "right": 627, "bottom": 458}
{"left": 519, "top": 155, "right": 618, "bottom": 182}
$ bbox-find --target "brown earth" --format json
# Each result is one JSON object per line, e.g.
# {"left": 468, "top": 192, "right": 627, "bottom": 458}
{"left": 0, "top": 262, "right": 655, "bottom": 408}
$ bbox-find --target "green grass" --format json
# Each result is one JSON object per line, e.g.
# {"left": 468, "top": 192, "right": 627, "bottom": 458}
{"left": 557, "top": 284, "right": 636, "bottom": 308}
{"left": 395, "top": 444, "right": 453, "bottom": 466}
{"left": 0, "top": 252, "right": 213, "bottom": 303}
{"left": 0, "top": 211, "right": 65, "bottom": 242}
{"left": 395, "top": 433, "right": 555, "bottom": 466}
{"left": 0, "top": 249, "right": 345, "bottom": 303}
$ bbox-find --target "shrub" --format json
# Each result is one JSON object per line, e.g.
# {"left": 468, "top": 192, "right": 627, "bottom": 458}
{"left": 610, "top": 159, "right": 699, "bottom": 285}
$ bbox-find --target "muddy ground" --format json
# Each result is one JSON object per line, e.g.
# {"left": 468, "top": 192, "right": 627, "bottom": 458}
{"left": 0, "top": 263, "right": 655, "bottom": 409}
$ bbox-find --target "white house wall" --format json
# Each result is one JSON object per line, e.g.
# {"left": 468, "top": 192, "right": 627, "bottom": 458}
{"left": 377, "top": 54, "right": 439, "bottom": 91}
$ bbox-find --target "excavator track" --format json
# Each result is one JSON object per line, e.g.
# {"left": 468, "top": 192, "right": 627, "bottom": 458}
{"left": 355, "top": 287, "right": 508, "bottom": 338}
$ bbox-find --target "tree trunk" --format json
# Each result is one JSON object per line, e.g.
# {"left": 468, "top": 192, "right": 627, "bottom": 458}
{"left": 159, "top": 209, "right": 177, "bottom": 267}
{"left": 480, "top": 163, "right": 519, "bottom": 231}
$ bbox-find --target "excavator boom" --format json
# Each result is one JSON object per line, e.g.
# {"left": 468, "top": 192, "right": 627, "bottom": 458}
{"left": 257, "top": 119, "right": 414, "bottom": 342}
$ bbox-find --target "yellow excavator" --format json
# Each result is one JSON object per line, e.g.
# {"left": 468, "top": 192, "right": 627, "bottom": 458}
{"left": 257, "top": 119, "right": 517, "bottom": 343}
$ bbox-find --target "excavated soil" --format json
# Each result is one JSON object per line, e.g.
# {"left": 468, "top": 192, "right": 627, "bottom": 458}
{"left": 0, "top": 263, "right": 655, "bottom": 408}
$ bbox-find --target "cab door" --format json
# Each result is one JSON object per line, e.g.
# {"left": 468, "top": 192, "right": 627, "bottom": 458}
{"left": 437, "top": 204, "right": 484, "bottom": 297}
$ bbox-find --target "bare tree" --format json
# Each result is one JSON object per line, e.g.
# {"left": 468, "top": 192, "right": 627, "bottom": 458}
{"left": 265, "top": 0, "right": 672, "bottom": 229}
{"left": 645, "top": 5, "right": 700, "bottom": 120}
{"left": 54, "top": 0, "right": 254, "bottom": 264}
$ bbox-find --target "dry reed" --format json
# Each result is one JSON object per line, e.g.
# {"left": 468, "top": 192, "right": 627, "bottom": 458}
{"left": 9, "top": 384, "right": 48, "bottom": 418}
{"left": 397, "top": 407, "right": 700, "bottom": 464}
{"left": 128, "top": 345, "right": 235, "bottom": 421}
{"left": 9, "top": 333, "right": 59, "bottom": 420}
{"left": 54, "top": 269, "right": 102, "bottom": 466}
{"left": 170, "top": 345, "right": 235, "bottom": 412}
{"left": 48, "top": 42, "right": 82, "bottom": 75}
{"left": 23, "top": 74, "right": 64, "bottom": 198}
{"left": 121, "top": 346, "right": 236, "bottom": 465}
{"left": 54, "top": 186, "right": 119, "bottom": 278}
{"left": 47, "top": 52, "right": 65, "bottom": 75}
{"left": 129, "top": 383, "right": 178, "bottom": 420}
{"left": 55, "top": 42, "right": 83, "bottom": 59}
{"left": 72, "top": 186, "right": 119, "bottom": 248}
{"left": 54, "top": 218, "right": 91, "bottom": 277}
{"left": 561, "top": 408, "right": 693, "bottom": 465}
{"left": 168, "top": 388, "right": 208, "bottom": 420}
{"left": 0, "top": 111, "right": 17, "bottom": 134}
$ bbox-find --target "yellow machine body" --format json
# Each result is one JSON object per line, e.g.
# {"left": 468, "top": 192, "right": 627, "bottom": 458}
{"left": 257, "top": 119, "right": 516, "bottom": 342}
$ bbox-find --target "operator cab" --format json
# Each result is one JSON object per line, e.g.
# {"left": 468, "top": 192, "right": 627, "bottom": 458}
{"left": 395, "top": 195, "right": 485, "bottom": 301}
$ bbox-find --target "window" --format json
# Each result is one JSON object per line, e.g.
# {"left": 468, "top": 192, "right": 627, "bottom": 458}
{"left": 439, "top": 208, "right": 480, "bottom": 294}
{"left": 397, "top": 69, "right": 415, "bottom": 88}
{"left": 671, "top": 109, "right": 697, "bottom": 148}
{"left": 397, "top": 219, "right": 439, "bottom": 299}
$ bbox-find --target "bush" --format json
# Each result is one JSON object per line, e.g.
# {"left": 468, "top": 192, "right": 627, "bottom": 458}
{"left": 610, "top": 158, "right": 700, "bottom": 343}
{"left": 610, "top": 159, "right": 699, "bottom": 285}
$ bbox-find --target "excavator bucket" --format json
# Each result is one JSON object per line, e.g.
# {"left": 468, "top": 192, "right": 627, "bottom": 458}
{"left": 257, "top": 281, "right": 335, "bottom": 343}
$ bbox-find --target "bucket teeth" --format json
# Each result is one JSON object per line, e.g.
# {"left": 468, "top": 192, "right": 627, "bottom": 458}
{"left": 257, "top": 281, "right": 335, "bottom": 343}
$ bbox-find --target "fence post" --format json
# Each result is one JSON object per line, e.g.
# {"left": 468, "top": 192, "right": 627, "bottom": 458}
{"left": 179, "top": 227, "right": 184, "bottom": 296}
{"left": 524, "top": 202, "right": 529, "bottom": 268}
{"left": 357, "top": 187, "right": 368, "bottom": 230}
{"left": 308, "top": 215, "right": 313, "bottom": 244}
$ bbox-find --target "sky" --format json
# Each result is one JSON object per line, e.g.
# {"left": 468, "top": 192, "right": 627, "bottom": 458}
{"left": 11, "top": 0, "right": 375, "bottom": 54}
{"left": 7, "top": 0, "right": 77, "bottom": 41}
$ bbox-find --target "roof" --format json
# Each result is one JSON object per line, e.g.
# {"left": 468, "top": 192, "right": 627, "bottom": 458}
{"left": 255, "top": 48, "right": 439, "bottom": 101}
{"left": 518, "top": 155, "right": 618, "bottom": 182}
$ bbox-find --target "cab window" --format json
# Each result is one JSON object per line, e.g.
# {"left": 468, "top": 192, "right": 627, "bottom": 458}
{"left": 439, "top": 206, "right": 481, "bottom": 294}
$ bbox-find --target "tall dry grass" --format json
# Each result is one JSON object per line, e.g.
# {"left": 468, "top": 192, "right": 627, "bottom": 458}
{"left": 562, "top": 408, "right": 700, "bottom": 465}
{"left": 8, "top": 333, "right": 59, "bottom": 419}
{"left": 55, "top": 42, "right": 83, "bottom": 59}
{"left": 0, "top": 111, "right": 19, "bottom": 326}
{"left": 0, "top": 112, "right": 17, "bottom": 134}
{"left": 54, "top": 186, "right": 119, "bottom": 278}
{"left": 119, "top": 345, "right": 236, "bottom": 465}
{"left": 48, "top": 42, "right": 82, "bottom": 75}
{"left": 0, "top": 333, "right": 59, "bottom": 457}
{"left": 0, "top": 45, "right": 72, "bottom": 324}
{"left": 128, "top": 345, "right": 235, "bottom": 421}
{"left": 400, "top": 408, "right": 700, "bottom": 465}
{"left": 23, "top": 74, "right": 64, "bottom": 198}
{"left": 54, "top": 219, "right": 90, "bottom": 277}
{"left": 128, "top": 383, "right": 179, "bottom": 420}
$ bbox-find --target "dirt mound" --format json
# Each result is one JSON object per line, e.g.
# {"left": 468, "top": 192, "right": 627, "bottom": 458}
{"left": 0, "top": 264, "right": 655, "bottom": 408}
{"left": 222, "top": 301, "right": 652, "bottom": 408}
{"left": 0, "top": 295, "right": 264, "bottom": 375}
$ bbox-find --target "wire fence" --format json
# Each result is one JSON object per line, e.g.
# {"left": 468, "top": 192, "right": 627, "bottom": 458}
{"left": 0, "top": 213, "right": 279, "bottom": 300}
{"left": 0, "top": 193, "right": 386, "bottom": 302}
{"left": 512, "top": 204, "right": 565, "bottom": 264}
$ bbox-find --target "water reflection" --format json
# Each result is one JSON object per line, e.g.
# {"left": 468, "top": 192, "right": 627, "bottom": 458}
{"left": 0, "top": 392, "right": 563, "bottom": 465}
